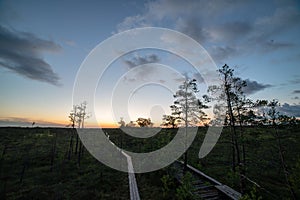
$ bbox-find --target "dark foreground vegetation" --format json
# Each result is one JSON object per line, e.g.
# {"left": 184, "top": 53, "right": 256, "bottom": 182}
{"left": 0, "top": 126, "right": 299, "bottom": 199}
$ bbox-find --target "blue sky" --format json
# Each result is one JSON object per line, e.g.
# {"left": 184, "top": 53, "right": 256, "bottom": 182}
{"left": 0, "top": 0, "right": 300, "bottom": 127}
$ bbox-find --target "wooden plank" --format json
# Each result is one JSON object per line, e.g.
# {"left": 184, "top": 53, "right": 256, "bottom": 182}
{"left": 215, "top": 185, "right": 241, "bottom": 200}
{"left": 176, "top": 161, "right": 241, "bottom": 200}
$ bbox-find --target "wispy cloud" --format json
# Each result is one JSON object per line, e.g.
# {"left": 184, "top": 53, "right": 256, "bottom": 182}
{"left": 124, "top": 54, "right": 160, "bottom": 68}
{"left": 0, "top": 25, "right": 62, "bottom": 85}
{"left": 122, "top": 54, "right": 161, "bottom": 82}
{"left": 175, "top": 17, "right": 209, "bottom": 43}
{"left": 243, "top": 79, "right": 272, "bottom": 95}
{"left": 64, "top": 39, "right": 77, "bottom": 47}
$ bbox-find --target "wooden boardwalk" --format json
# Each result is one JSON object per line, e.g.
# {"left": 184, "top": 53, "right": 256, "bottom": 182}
{"left": 106, "top": 133, "right": 140, "bottom": 200}
{"left": 121, "top": 151, "right": 141, "bottom": 200}
{"left": 173, "top": 161, "right": 241, "bottom": 200}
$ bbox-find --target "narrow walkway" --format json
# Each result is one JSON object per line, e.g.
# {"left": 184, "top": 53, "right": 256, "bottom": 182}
{"left": 173, "top": 161, "right": 241, "bottom": 200}
{"left": 122, "top": 151, "right": 141, "bottom": 200}
{"left": 106, "top": 133, "right": 140, "bottom": 200}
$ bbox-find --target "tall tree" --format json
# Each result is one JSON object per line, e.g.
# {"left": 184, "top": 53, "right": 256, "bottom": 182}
{"left": 206, "top": 64, "right": 247, "bottom": 193}
{"left": 172, "top": 78, "right": 208, "bottom": 171}
{"left": 68, "top": 101, "right": 89, "bottom": 166}
{"left": 67, "top": 105, "right": 78, "bottom": 160}
{"left": 76, "top": 101, "right": 89, "bottom": 166}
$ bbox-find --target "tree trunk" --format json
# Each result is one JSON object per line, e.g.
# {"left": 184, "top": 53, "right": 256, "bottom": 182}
{"left": 225, "top": 88, "right": 240, "bottom": 170}
{"left": 50, "top": 132, "right": 57, "bottom": 172}
{"left": 184, "top": 84, "right": 188, "bottom": 172}
{"left": 237, "top": 107, "right": 246, "bottom": 194}
{"left": 230, "top": 125, "right": 236, "bottom": 172}
{"left": 224, "top": 76, "right": 242, "bottom": 193}
{"left": 67, "top": 130, "right": 74, "bottom": 160}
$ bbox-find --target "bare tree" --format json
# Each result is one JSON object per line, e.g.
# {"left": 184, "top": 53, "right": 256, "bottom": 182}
{"left": 67, "top": 102, "right": 90, "bottom": 166}
{"left": 67, "top": 105, "right": 77, "bottom": 160}
{"left": 76, "top": 101, "right": 89, "bottom": 129}
{"left": 76, "top": 101, "right": 89, "bottom": 166}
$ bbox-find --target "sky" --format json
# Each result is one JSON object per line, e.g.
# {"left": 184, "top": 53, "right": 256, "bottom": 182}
{"left": 0, "top": 0, "right": 300, "bottom": 128}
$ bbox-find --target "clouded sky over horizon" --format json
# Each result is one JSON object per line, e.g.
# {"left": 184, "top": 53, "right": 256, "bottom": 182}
{"left": 1, "top": 0, "right": 300, "bottom": 127}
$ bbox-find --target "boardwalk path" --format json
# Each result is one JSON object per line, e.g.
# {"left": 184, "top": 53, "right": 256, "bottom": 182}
{"left": 173, "top": 161, "right": 241, "bottom": 200}
{"left": 107, "top": 132, "right": 239, "bottom": 200}
{"left": 121, "top": 151, "right": 141, "bottom": 200}
{"left": 107, "top": 135, "right": 140, "bottom": 200}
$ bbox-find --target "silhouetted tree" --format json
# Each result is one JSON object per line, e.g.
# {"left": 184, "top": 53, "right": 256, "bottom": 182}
{"left": 206, "top": 64, "right": 248, "bottom": 193}
{"left": 172, "top": 78, "right": 208, "bottom": 171}
{"left": 67, "top": 105, "right": 77, "bottom": 160}
{"left": 76, "top": 102, "right": 89, "bottom": 166}
{"left": 161, "top": 115, "right": 180, "bottom": 128}
{"left": 136, "top": 118, "right": 153, "bottom": 127}
{"left": 118, "top": 117, "right": 126, "bottom": 127}
{"left": 76, "top": 101, "right": 89, "bottom": 128}
{"left": 67, "top": 102, "right": 90, "bottom": 166}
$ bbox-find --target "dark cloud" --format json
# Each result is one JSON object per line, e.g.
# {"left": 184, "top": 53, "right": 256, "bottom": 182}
{"left": 243, "top": 79, "right": 272, "bottom": 95}
{"left": 0, "top": 117, "right": 64, "bottom": 127}
{"left": 124, "top": 54, "right": 160, "bottom": 68}
{"left": 175, "top": 18, "right": 209, "bottom": 43}
{"left": 210, "top": 46, "right": 238, "bottom": 63}
{"left": 213, "top": 21, "right": 253, "bottom": 43}
{"left": 290, "top": 77, "right": 300, "bottom": 84}
{"left": 117, "top": 0, "right": 300, "bottom": 63}
{"left": 122, "top": 54, "right": 161, "bottom": 83}
{"left": 278, "top": 103, "right": 300, "bottom": 117}
{"left": 292, "top": 96, "right": 299, "bottom": 100}
{"left": 0, "top": 25, "right": 61, "bottom": 85}
{"left": 261, "top": 40, "right": 294, "bottom": 52}
{"left": 172, "top": 72, "right": 204, "bottom": 84}
{"left": 293, "top": 90, "right": 300, "bottom": 94}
